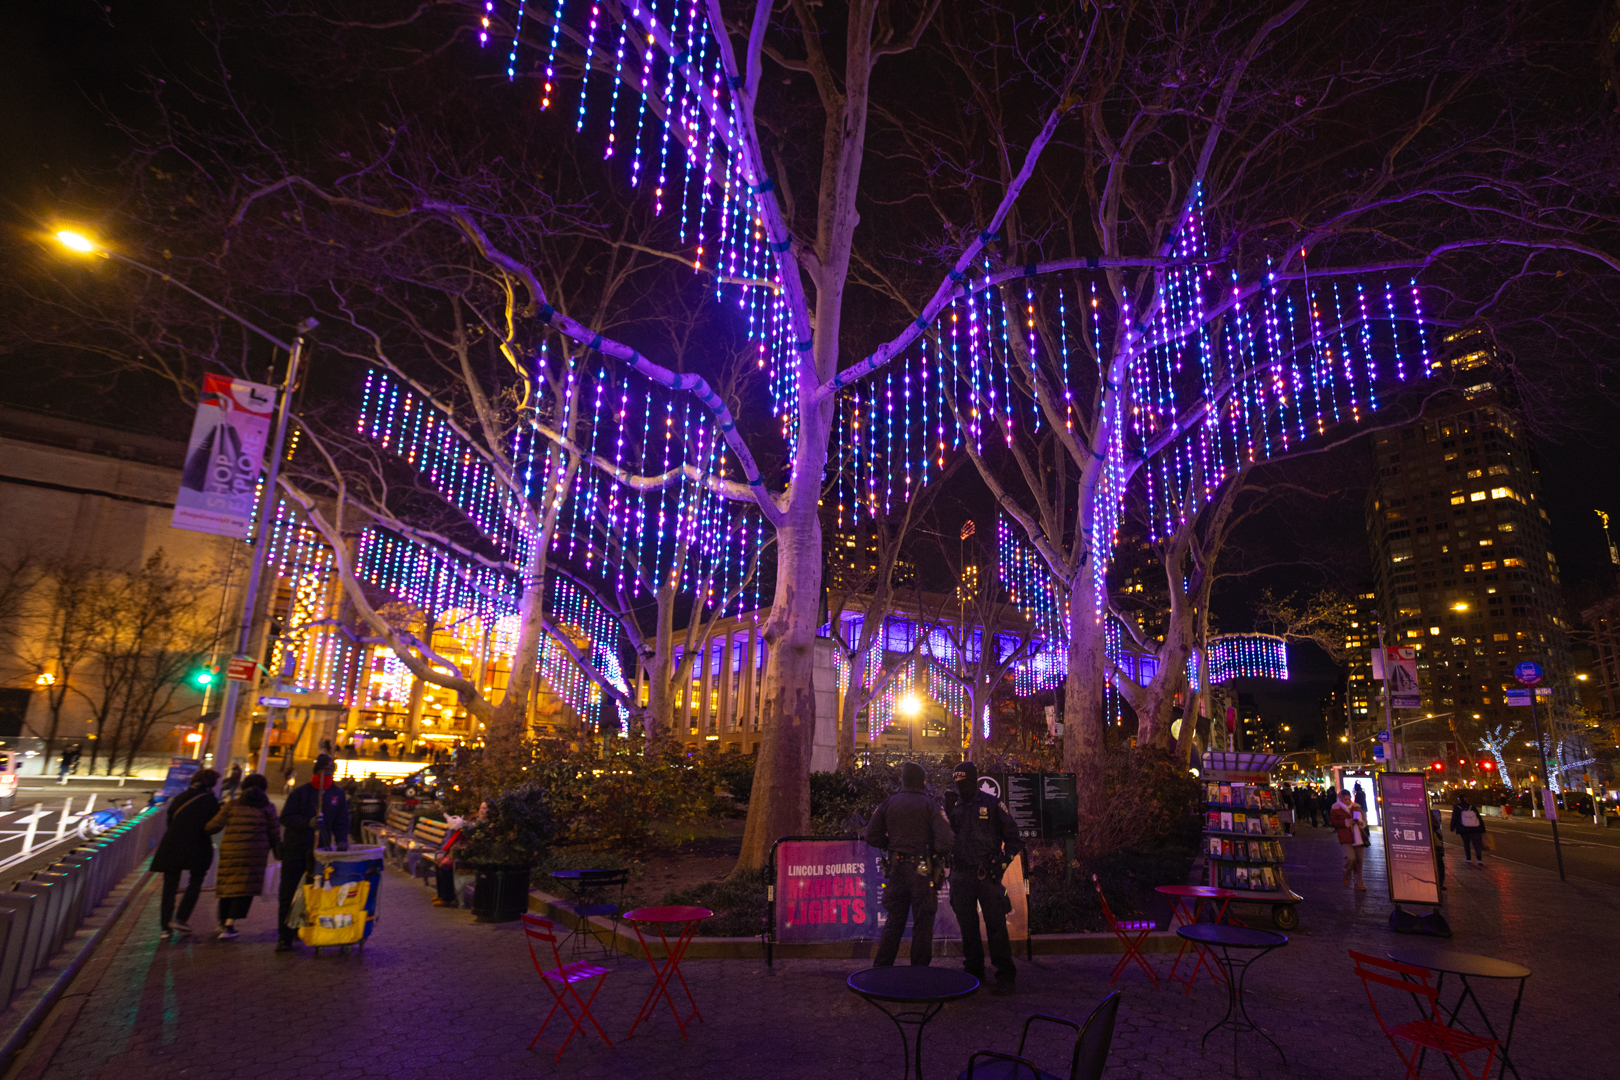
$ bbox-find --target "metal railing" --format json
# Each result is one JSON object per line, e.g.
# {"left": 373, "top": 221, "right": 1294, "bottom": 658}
{"left": 0, "top": 805, "right": 160, "bottom": 1009}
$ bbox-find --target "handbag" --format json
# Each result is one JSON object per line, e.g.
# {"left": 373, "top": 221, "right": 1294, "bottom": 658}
{"left": 1482, "top": 832, "right": 1495, "bottom": 851}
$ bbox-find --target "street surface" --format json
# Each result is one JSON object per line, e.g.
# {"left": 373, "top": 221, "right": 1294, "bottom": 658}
{"left": 1458, "top": 814, "right": 1620, "bottom": 887}
{"left": 6, "top": 819, "right": 1616, "bottom": 1079}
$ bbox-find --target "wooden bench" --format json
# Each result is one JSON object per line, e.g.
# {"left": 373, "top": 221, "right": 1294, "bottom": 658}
{"left": 402, "top": 817, "right": 451, "bottom": 880}
{"left": 363, "top": 806, "right": 415, "bottom": 854}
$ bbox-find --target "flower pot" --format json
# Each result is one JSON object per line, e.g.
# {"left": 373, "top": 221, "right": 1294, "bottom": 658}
{"left": 470, "top": 863, "right": 532, "bottom": 923}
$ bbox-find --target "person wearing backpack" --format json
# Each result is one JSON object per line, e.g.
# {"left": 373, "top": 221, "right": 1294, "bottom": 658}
{"left": 1450, "top": 793, "right": 1487, "bottom": 866}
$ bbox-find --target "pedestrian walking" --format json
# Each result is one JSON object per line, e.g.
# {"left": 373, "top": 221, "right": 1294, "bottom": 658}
{"left": 1450, "top": 793, "right": 1487, "bottom": 866}
{"left": 1303, "top": 786, "right": 1320, "bottom": 828}
{"left": 276, "top": 753, "right": 350, "bottom": 953}
{"left": 1318, "top": 788, "right": 1335, "bottom": 827}
{"left": 865, "top": 763, "right": 953, "bottom": 968}
{"left": 206, "top": 774, "right": 280, "bottom": 939}
{"left": 944, "top": 761, "right": 1023, "bottom": 995}
{"left": 150, "top": 768, "right": 220, "bottom": 936}
{"left": 56, "top": 744, "right": 80, "bottom": 782}
{"left": 221, "top": 764, "right": 243, "bottom": 800}
{"left": 1331, "top": 788, "right": 1368, "bottom": 890}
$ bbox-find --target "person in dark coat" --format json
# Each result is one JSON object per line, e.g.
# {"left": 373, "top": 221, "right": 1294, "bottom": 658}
{"left": 277, "top": 753, "right": 350, "bottom": 952}
{"left": 206, "top": 774, "right": 281, "bottom": 938}
{"left": 1449, "top": 792, "right": 1488, "bottom": 866}
{"left": 150, "top": 769, "right": 220, "bottom": 935}
{"left": 945, "top": 761, "right": 1024, "bottom": 995}
{"left": 865, "top": 763, "right": 954, "bottom": 968}
{"left": 221, "top": 764, "right": 243, "bottom": 800}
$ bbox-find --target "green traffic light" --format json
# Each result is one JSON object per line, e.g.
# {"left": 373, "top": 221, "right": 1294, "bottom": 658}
{"left": 191, "top": 667, "right": 216, "bottom": 688}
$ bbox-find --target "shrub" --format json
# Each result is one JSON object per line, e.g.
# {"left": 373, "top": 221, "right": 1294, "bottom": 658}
{"left": 457, "top": 781, "right": 558, "bottom": 867}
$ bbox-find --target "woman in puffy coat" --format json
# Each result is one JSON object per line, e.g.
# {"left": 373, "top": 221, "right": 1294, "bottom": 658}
{"left": 150, "top": 769, "right": 220, "bottom": 936}
{"left": 206, "top": 773, "right": 281, "bottom": 939}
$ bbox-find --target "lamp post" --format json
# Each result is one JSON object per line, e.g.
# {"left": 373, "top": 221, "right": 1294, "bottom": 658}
{"left": 54, "top": 229, "right": 316, "bottom": 785}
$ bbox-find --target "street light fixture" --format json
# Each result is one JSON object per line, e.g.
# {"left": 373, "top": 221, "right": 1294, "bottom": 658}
{"left": 53, "top": 225, "right": 316, "bottom": 782}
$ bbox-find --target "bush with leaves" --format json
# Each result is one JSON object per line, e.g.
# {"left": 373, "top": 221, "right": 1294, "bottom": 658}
{"left": 456, "top": 781, "right": 558, "bottom": 867}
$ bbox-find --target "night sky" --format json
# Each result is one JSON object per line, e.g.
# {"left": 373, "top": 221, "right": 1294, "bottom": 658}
{"left": 5, "top": 2, "right": 1618, "bottom": 743}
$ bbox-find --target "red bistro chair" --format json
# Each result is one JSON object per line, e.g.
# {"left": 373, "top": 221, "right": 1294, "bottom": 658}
{"left": 1093, "top": 874, "right": 1159, "bottom": 988}
{"left": 1350, "top": 950, "right": 1499, "bottom": 1080}
{"left": 521, "top": 913, "right": 614, "bottom": 1062}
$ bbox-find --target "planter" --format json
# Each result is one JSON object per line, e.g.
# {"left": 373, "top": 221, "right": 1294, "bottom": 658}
{"left": 470, "top": 863, "right": 532, "bottom": 923}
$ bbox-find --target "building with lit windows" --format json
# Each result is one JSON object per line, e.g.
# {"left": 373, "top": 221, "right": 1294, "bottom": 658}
{"left": 1343, "top": 589, "right": 1377, "bottom": 754}
{"left": 1362, "top": 330, "right": 1576, "bottom": 777}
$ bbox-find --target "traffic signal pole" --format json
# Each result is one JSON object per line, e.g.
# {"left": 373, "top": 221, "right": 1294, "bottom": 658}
{"left": 1526, "top": 689, "right": 1566, "bottom": 882}
{"left": 210, "top": 330, "right": 310, "bottom": 780}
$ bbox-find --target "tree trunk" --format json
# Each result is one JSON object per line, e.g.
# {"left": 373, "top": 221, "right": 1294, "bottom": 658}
{"left": 734, "top": 421, "right": 830, "bottom": 873}
{"left": 1062, "top": 589, "right": 1109, "bottom": 816}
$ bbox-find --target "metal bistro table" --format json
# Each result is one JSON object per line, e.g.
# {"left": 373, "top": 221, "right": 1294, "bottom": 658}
{"left": 549, "top": 868, "right": 628, "bottom": 956}
{"left": 623, "top": 906, "right": 712, "bottom": 1040}
{"left": 1176, "top": 925, "right": 1287, "bottom": 1078}
{"left": 1156, "top": 885, "right": 1240, "bottom": 995}
{"left": 1387, "top": 945, "right": 1530, "bottom": 1080}
{"left": 847, "top": 966, "right": 980, "bottom": 1080}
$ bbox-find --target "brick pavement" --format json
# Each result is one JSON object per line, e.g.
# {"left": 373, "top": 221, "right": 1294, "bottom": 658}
{"left": 15, "top": 824, "right": 1615, "bottom": 1080}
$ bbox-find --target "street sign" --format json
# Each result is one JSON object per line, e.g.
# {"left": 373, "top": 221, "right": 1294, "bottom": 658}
{"left": 225, "top": 656, "right": 258, "bottom": 682}
{"left": 1504, "top": 687, "right": 1552, "bottom": 706}
{"left": 1514, "top": 661, "right": 1543, "bottom": 686}
{"left": 1373, "top": 745, "right": 1386, "bottom": 761}
{"left": 257, "top": 695, "right": 291, "bottom": 708}
{"left": 1376, "top": 731, "right": 1391, "bottom": 743}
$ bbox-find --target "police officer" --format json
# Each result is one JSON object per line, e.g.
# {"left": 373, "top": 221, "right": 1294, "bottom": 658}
{"left": 865, "top": 762, "right": 953, "bottom": 967}
{"left": 945, "top": 760, "right": 1023, "bottom": 995}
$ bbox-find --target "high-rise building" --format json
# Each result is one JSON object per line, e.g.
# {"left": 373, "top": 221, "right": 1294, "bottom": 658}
{"left": 1362, "top": 329, "right": 1576, "bottom": 774}
{"left": 1343, "top": 588, "right": 1377, "bottom": 756}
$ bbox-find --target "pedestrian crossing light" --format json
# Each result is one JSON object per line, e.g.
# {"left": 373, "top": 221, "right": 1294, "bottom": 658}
{"left": 189, "top": 664, "right": 219, "bottom": 689}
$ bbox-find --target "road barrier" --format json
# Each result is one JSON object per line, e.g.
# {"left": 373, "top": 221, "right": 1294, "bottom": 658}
{"left": 0, "top": 805, "right": 159, "bottom": 1008}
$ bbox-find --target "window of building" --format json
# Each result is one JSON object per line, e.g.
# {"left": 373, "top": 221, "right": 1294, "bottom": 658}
{"left": 1488, "top": 464, "right": 1508, "bottom": 476}
{"left": 1467, "top": 469, "right": 1483, "bottom": 479}
{"left": 1470, "top": 491, "right": 1487, "bottom": 502}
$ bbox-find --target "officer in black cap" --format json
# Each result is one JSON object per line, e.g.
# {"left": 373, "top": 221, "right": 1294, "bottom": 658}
{"left": 865, "top": 762, "right": 954, "bottom": 967}
{"left": 945, "top": 760, "right": 1023, "bottom": 994}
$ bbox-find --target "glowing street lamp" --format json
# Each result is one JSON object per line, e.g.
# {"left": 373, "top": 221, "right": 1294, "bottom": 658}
{"left": 55, "top": 230, "right": 99, "bottom": 254}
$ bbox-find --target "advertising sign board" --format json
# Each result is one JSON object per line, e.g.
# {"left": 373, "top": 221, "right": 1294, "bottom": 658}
{"left": 1378, "top": 772, "right": 1440, "bottom": 906}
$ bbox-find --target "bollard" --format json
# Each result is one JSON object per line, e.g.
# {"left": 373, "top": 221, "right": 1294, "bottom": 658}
{"left": 54, "top": 797, "right": 72, "bottom": 842}
{"left": 20, "top": 804, "right": 41, "bottom": 855}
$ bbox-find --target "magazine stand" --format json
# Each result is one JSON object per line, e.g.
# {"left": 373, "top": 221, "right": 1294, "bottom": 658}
{"left": 1199, "top": 752, "right": 1303, "bottom": 930}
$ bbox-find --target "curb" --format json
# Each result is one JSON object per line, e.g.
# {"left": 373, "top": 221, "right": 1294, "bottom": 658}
{"left": 525, "top": 888, "right": 1190, "bottom": 959}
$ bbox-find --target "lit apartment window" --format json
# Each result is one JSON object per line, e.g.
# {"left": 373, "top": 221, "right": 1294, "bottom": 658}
{"left": 1470, "top": 492, "right": 1487, "bottom": 502}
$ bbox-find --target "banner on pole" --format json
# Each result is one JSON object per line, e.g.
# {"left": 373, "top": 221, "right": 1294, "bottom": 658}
{"left": 1383, "top": 647, "right": 1421, "bottom": 709}
{"left": 172, "top": 374, "right": 276, "bottom": 538}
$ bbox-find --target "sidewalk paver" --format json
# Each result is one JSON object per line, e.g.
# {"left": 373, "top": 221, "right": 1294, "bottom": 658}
{"left": 24, "top": 825, "right": 1617, "bottom": 1079}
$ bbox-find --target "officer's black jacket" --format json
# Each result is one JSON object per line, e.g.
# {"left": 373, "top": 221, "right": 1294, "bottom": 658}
{"left": 947, "top": 790, "right": 1023, "bottom": 870}
{"left": 866, "top": 791, "right": 954, "bottom": 858}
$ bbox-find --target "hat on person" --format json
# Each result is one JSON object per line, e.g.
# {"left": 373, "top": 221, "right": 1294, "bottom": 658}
{"left": 900, "top": 762, "right": 927, "bottom": 791}
{"left": 313, "top": 753, "right": 337, "bottom": 775}
{"left": 952, "top": 760, "right": 978, "bottom": 784}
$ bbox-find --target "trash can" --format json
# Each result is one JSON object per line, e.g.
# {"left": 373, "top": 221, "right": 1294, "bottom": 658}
{"left": 351, "top": 793, "right": 387, "bottom": 842}
{"left": 301, "top": 846, "right": 384, "bottom": 954}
